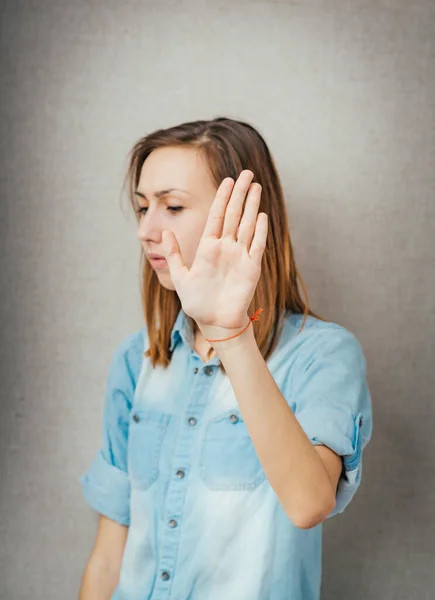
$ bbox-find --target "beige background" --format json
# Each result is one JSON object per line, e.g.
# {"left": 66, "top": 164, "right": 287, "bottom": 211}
{"left": 0, "top": 0, "right": 434, "bottom": 598}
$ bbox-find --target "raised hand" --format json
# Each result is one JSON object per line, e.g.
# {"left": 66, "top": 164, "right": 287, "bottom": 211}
{"left": 161, "top": 170, "right": 268, "bottom": 335}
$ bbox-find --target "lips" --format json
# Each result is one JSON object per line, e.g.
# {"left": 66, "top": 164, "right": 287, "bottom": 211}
{"left": 148, "top": 254, "right": 168, "bottom": 269}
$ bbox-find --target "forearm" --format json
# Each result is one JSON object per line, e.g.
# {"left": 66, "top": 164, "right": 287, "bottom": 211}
{"left": 209, "top": 324, "right": 335, "bottom": 528}
{"left": 78, "top": 556, "right": 120, "bottom": 600}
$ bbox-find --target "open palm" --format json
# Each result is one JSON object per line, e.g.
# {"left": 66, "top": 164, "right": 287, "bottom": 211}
{"left": 162, "top": 170, "right": 268, "bottom": 331}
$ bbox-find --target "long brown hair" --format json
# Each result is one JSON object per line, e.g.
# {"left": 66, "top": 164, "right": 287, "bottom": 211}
{"left": 123, "top": 117, "right": 325, "bottom": 373}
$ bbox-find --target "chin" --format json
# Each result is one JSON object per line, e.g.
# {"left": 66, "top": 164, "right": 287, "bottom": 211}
{"left": 157, "top": 274, "right": 176, "bottom": 291}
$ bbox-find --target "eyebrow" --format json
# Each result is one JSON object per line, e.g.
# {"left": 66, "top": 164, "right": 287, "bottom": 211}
{"left": 134, "top": 188, "right": 189, "bottom": 200}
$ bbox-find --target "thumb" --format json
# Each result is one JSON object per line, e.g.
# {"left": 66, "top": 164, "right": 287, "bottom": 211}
{"left": 162, "top": 230, "right": 187, "bottom": 283}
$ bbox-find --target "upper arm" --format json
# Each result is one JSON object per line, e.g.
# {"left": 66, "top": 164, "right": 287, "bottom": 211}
{"left": 81, "top": 331, "right": 144, "bottom": 526}
{"left": 89, "top": 514, "right": 129, "bottom": 569}
{"left": 314, "top": 445, "right": 343, "bottom": 493}
{"left": 79, "top": 515, "right": 128, "bottom": 599}
{"left": 292, "top": 327, "right": 373, "bottom": 517}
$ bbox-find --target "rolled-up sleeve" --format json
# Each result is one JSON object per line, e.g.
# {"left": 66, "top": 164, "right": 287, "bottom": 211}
{"left": 81, "top": 450, "right": 131, "bottom": 526}
{"left": 80, "top": 331, "right": 144, "bottom": 526}
{"left": 292, "top": 327, "right": 373, "bottom": 517}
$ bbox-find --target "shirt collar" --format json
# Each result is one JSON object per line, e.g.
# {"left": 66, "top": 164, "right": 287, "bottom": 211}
{"left": 169, "top": 307, "right": 223, "bottom": 368}
{"left": 169, "top": 308, "right": 191, "bottom": 352}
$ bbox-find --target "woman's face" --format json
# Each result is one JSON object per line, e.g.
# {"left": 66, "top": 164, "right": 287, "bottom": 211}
{"left": 136, "top": 145, "right": 218, "bottom": 291}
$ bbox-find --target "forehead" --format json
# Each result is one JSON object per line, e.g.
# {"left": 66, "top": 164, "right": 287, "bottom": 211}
{"left": 138, "top": 146, "right": 217, "bottom": 196}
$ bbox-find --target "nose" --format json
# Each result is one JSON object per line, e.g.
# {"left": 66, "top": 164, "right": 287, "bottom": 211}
{"left": 137, "top": 207, "right": 162, "bottom": 244}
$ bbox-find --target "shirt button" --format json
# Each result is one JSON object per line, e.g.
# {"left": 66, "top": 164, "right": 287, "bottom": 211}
{"left": 161, "top": 571, "right": 170, "bottom": 581}
{"left": 229, "top": 414, "right": 239, "bottom": 424}
{"left": 132, "top": 414, "right": 140, "bottom": 423}
{"left": 176, "top": 469, "right": 185, "bottom": 479}
{"left": 168, "top": 519, "right": 178, "bottom": 528}
{"left": 188, "top": 417, "right": 197, "bottom": 426}
{"left": 193, "top": 367, "right": 199, "bottom": 374}
{"left": 204, "top": 366, "right": 214, "bottom": 376}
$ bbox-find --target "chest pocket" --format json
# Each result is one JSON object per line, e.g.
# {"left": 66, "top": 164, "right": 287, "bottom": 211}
{"left": 128, "top": 407, "right": 170, "bottom": 490}
{"left": 199, "top": 409, "right": 266, "bottom": 491}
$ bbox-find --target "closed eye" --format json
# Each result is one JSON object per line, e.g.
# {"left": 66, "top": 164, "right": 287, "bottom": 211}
{"left": 136, "top": 206, "right": 184, "bottom": 215}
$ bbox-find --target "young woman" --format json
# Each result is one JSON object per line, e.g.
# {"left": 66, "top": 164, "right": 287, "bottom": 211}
{"left": 79, "top": 117, "right": 372, "bottom": 600}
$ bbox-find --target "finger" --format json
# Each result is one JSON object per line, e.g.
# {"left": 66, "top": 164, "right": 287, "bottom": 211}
{"left": 221, "top": 170, "right": 254, "bottom": 239}
{"left": 237, "top": 183, "right": 262, "bottom": 249}
{"left": 248, "top": 213, "right": 268, "bottom": 266}
{"left": 162, "top": 230, "right": 188, "bottom": 284}
{"left": 202, "top": 178, "right": 234, "bottom": 239}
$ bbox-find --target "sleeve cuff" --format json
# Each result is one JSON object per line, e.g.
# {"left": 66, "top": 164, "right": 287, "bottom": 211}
{"left": 296, "top": 407, "right": 364, "bottom": 517}
{"left": 80, "top": 450, "right": 131, "bottom": 526}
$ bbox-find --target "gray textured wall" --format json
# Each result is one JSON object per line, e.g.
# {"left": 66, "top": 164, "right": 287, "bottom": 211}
{"left": 0, "top": 1, "right": 434, "bottom": 598}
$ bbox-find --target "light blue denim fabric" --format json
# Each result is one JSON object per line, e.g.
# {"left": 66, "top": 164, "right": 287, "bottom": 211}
{"left": 81, "top": 310, "right": 372, "bottom": 600}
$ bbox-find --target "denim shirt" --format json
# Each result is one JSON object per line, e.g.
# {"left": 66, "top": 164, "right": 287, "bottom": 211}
{"left": 81, "top": 310, "right": 372, "bottom": 600}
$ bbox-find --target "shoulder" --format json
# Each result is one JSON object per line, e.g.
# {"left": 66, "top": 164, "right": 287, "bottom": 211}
{"left": 114, "top": 326, "right": 147, "bottom": 360}
{"left": 280, "top": 313, "right": 366, "bottom": 375}
{"left": 107, "top": 326, "right": 147, "bottom": 391}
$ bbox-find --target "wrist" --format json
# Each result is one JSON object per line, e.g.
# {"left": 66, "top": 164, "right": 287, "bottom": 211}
{"left": 199, "top": 316, "right": 249, "bottom": 342}
{"left": 202, "top": 319, "right": 256, "bottom": 355}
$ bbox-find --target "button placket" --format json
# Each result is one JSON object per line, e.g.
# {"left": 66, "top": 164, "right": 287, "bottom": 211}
{"left": 154, "top": 354, "right": 217, "bottom": 595}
